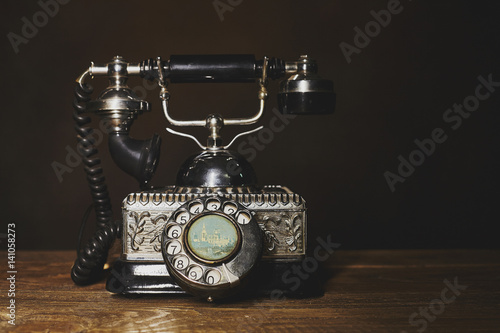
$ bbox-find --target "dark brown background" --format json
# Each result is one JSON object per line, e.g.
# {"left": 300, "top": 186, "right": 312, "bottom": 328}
{"left": 1, "top": 0, "right": 499, "bottom": 250}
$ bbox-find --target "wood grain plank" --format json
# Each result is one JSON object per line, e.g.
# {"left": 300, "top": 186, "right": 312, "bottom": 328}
{"left": 0, "top": 250, "right": 499, "bottom": 332}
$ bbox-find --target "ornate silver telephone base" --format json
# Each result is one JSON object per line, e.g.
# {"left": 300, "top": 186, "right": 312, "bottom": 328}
{"left": 106, "top": 186, "right": 325, "bottom": 299}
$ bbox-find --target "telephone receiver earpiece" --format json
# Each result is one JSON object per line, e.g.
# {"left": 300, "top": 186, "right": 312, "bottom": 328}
{"left": 85, "top": 57, "right": 161, "bottom": 188}
{"left": 278, "top": 55, "right": 335, "bottom": 115}
{"left": 278, "top": 75, "right": 335, "bottom": 115}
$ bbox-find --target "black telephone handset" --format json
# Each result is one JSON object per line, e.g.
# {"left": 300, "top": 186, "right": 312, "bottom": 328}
{"left": 71, "top": 54, "right": 335, "bottom": 301}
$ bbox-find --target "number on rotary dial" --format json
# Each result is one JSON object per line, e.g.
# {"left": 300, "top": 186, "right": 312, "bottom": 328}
{"left": 223, "top": 203, "right": 237, "bottom": 215}
{"left": 187, "top": 265, "right": 203, "bottom": 281}
{"left": 206, "top": 198, "right": 221, "bottom": 211}
{"left": 237, "top": 211, "right": 251, "bottom": 225}
{"left": 166, "top": 240, "right": 182, "bottom": 255}
{"left": 189, "top": 202, "right": 204, "bottom": 214}
{"left": 174, "top": 255, "right": 189, "bottom": 270}
{"left": 205, "top": 269, "right": 221, "bottom": 285}
{"left": 167, "top": 225, "right": 182, "bottom": 238}
{"left": 175, "top": 211, "right": 189, "bottom": 224}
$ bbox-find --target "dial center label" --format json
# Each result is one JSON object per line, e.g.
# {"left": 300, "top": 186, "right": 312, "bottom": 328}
{"left": 187, "top": 214, "right": 239, "bottom": 262}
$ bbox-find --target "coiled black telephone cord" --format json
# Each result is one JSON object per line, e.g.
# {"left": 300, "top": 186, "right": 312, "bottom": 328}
{"left": 70, "top": 82, "right": 120, "bottom": 285}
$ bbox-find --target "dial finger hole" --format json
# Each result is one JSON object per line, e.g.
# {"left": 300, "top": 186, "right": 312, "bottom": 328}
{"left": 206, "top": 198, "right": 221, "bottom": 211}
{"left": 223, "top": 202, "right": 237, "bottom": 215}
{"left": 174, "top": 255, "right": 189, "bottom": 270}
{"left": 167, "top": 225, "right": 182, "bottom": 239}
{"left": 166, "top": 240, "right": 182, "bottom": 255}
{"left": 236, "top": 211, "right": 251, "bottom": 225}
{"left": 189, "top": 201, "right": 204, "bottom": 215}
{"left": 175, "top": 210, "right": 190, "bottom": 224}
{"left": 205, "top": 269, "right": 221, "bottom": 285}
{"left": 187, "top": 265, "right": 203, "bottom": 281}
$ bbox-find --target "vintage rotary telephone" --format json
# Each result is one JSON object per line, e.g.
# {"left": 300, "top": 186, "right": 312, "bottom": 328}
{"left": 71, "top": 54, "right": 335, "bottom": 301}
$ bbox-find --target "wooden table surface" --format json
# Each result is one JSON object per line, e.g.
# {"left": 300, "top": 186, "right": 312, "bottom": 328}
{"left": 1, "top": 249, "right": 499, "bottom": 332}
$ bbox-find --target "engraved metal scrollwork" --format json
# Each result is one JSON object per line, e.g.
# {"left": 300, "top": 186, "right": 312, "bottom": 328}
{"left": 259, "top": 213, "right": 302, "bottom": 253}
{"left": 122, "top": 187, "right": 306, "bottom": 261}
{"left": 284, "top": 213, "right": 301, "bottom": 252}
{"left": 128, "top": 211, "right": 151, "bottom": 251}
{"left": 260, "top": 216, "right": 280, "bottom": 251}
{"left": 148, "top": 214, "right": 168, "bottom": 252}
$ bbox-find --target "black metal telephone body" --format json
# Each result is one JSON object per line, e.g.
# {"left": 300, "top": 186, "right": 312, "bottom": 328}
{"left": 70, "top": 54, "right": 335, "bottom": 301}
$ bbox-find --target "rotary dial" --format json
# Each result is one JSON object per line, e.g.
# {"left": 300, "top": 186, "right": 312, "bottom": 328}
{"left": 161, "top": 196, "right": 262, "bottom": 300}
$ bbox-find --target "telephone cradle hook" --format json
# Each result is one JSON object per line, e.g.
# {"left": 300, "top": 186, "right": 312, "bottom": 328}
{"left": 158, "top": 56, "right": 269, "bottom": 151}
